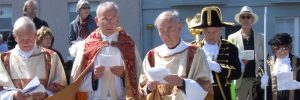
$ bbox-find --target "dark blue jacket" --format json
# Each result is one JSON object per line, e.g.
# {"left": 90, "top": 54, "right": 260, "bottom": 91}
{"left": 68, "top": 15, "right": 97, "bottom": 44}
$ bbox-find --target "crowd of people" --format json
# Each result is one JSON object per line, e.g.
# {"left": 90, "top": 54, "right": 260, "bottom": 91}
{"left": 0, "top": 0, "right": 300, "bottom": 100}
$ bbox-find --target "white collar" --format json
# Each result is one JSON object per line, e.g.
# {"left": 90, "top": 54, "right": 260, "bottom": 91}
{"left": 100, "top": 32, "right": 118, "bottom": 43}
{"left": 13, "top": 44, "right": 37, "bottom": 59}
{"left": 276, "top": 55, "right": 290, "bottom": 62}
{"left": 202, "top": 41, "right": 219, "bottom": 61}
{"left": 273, "top": 55, "right": 291, "bottom": 76}
{"left": 154, "top": 39, "right": 188, "bottom": 57}
{"left": 203, "top": 40, "right": 218, "bottom": 47}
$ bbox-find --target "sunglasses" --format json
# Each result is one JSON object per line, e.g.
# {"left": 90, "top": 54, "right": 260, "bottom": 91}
{"left": 240, "top": 15, "right": 252, "bottom": 19}
{"left": 81, "top": 7, "right": 90, "bottom": 10}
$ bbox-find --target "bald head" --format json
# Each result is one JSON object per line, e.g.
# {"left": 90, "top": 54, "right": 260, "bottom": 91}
{"left": 23, "top": 0, "right": 37, "bottom": 19}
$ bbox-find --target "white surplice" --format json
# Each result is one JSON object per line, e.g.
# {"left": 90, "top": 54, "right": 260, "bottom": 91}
{"left": 79, "top": 32, "right": 125, "bottom": 100}
{"left": 0, "top": 44, "right": 67, "bottom": 100}
{"left": 139, "top": 39, "right": 210, "bottom": 100}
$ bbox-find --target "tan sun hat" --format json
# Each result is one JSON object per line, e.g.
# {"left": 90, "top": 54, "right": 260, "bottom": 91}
{"left": 234, "top": 6, "right": 259, "bottom": 25}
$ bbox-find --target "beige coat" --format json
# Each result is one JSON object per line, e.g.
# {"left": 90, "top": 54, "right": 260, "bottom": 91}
{"left": 227, "top": 29, "right": 264, "bottom": 89}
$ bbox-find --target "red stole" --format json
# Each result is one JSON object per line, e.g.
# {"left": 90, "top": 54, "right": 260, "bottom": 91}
{"left": 77, "top": 28, "right": 138, "bottom": 99}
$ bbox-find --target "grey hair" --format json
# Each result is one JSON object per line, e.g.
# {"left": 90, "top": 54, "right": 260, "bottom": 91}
{"left": 23, "top": 0, "right": 38, "bottom": 13}
{"left": 13, "top": 16, "right": 36, "bottom": 35}
{"left": 96, "top": 1, "right": 119, "bottom": 18}
{"left": 154, "top": 10, "right": 181, "bottom": 26}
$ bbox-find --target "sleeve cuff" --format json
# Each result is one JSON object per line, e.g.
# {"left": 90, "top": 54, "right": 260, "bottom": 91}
{"left": 46, "top": 90, "right": 54, "bottom": 96}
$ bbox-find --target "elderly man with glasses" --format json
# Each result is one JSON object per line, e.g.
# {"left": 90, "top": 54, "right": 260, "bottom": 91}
{"left": 70, "top": 1, "right": 142, "bottom": 100}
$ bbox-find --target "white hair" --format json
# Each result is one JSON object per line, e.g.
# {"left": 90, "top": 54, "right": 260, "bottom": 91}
{"left": 154, "top": 10, "right": 181, "bottom": 26}
{"left": 13, "top": 16, "right": 36, "bottom": 35}
{"left": 23, "top": 0, "right": 38, "bottom": 13}
{"left": 96, "top": 1, "right": 119, "bottom": 18}
{"left": 76, "top": 0, "right": 89, "bottom": 13}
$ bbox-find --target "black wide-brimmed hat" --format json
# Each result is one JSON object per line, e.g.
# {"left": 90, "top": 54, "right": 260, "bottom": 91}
{"left": 268, "top": 33, "right": 292, "bottom": 46}
{"left": 192, "top": 6, "right": 234, "bottom": 28}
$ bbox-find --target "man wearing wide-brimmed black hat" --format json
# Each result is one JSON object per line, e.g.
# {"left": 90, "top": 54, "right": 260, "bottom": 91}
{"left": 261, "top": 33, "right": 300, "bottom": 100}
{"left": 192, "top": 6, "right": 241, "bottom": 100}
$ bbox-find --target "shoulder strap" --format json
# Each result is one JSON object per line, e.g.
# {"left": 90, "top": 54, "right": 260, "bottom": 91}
{"left": 186, "top": 46, "right": 197, "bottom": 76}
{"left": 42, "top": 48, "right": 53, "bottom": 85}
{"left": 147, "top": 49, "right": 155, "bottom": 68}
{"left": 1, "top": 52, "right": 11, "bottom": 73}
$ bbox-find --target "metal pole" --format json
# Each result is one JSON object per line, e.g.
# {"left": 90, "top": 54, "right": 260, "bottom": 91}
{"left": 264, "top": 6, "right": 268, "bottom": 100}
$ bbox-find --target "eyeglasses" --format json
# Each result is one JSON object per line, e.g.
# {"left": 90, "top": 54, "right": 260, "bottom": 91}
{"left": 272, "top": 45, "right": 290, "bottom": 51}
{"left": 81, "top": 7, "right": 90, "bottom": 10}
{"left": 240, "top": 15, "right": 252, "bottom": 19}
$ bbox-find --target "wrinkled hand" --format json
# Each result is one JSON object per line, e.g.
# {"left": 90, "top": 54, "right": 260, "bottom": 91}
{"left": 242, "top": 59, "right": 248, "bottom": 64}
{"left": 164, "top": 75, "right": 183, "bottom": 86}
{"left": 147, "top": 81, "right": 160, "bottom": 92}
{"left": 260, "top": 74, "right": 269, "bottom": 89}
{"left": 14, "top": 91, "right": 29, "bottom": 100}
{"left": 94, "top": 65, "right": 105, "bottom": 80}
{"left": 110, "top": 66, "right": 125, "bottom": 77}
{"left": 31, "top": 92, "right": 48, "bottom": 99}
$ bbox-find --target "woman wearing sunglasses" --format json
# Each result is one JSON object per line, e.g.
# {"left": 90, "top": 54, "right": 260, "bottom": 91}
{"left": 261, "top": 33, "right": 300, "bottom": 100}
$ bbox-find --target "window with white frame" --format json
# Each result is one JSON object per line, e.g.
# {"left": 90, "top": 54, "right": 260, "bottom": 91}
{"left": 275, "top": 16, "right": 300, "bottom": 56}
{"left": 68, "top": 1, "right": 99, "bottom": 23}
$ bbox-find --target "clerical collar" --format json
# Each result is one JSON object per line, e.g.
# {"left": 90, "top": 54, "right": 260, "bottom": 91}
{"left": 13, "top": 44, "right": 37, "bottom": 59}
{"left": 100, "top": 32, "right": 118, "bottom": 43}
{"left": 154, "top": 39, "right": 188, "bottom": 57}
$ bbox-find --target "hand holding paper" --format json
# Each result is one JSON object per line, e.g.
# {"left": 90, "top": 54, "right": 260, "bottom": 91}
{"left": 21, "top": 76, "right": 46, "bottom": 94}
{"left": 13, "top": 91, "right": 29, "bottom": 100}
{"left": 94, "top": 66, "right": 105, "bottom": 79}
{"left": 110, "top": 66, "right": 125, "bottom": 77}
{"left": 164, "top": 75, "right": 183, "bottom": 86}
{"left": 277, "top": 72, "right": 300, "bottom": 90}
{"left": 147, "top": 81, "right": 160, "bottom": 92}
{"left": 31, "top": 92, "right": 48, "bottom": 99}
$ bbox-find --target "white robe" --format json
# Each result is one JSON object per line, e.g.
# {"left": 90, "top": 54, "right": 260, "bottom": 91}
{"left": 71, "top": 32, "right": 142, "bottom": 100}
{"left": 0, "top": 45, "right": 67, "bottom": 100}
{"left": 139, "top": 39, "right": 210, "bottom": 100}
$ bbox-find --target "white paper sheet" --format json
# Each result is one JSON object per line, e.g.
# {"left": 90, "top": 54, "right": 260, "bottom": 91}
{"left": 240, "top": 50, "right": 254, "bottom": 60}
{"left": 277, "top": 72, "right": 300, "bottom": 90}
{"left": 146, "top": 67, "right": 171, "bottom": 83}
{"left": 96, "top": 54, "right": 121, "bottom": 72}
{"left": 21, "top": 76, "right": 46, "bottom": 94}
